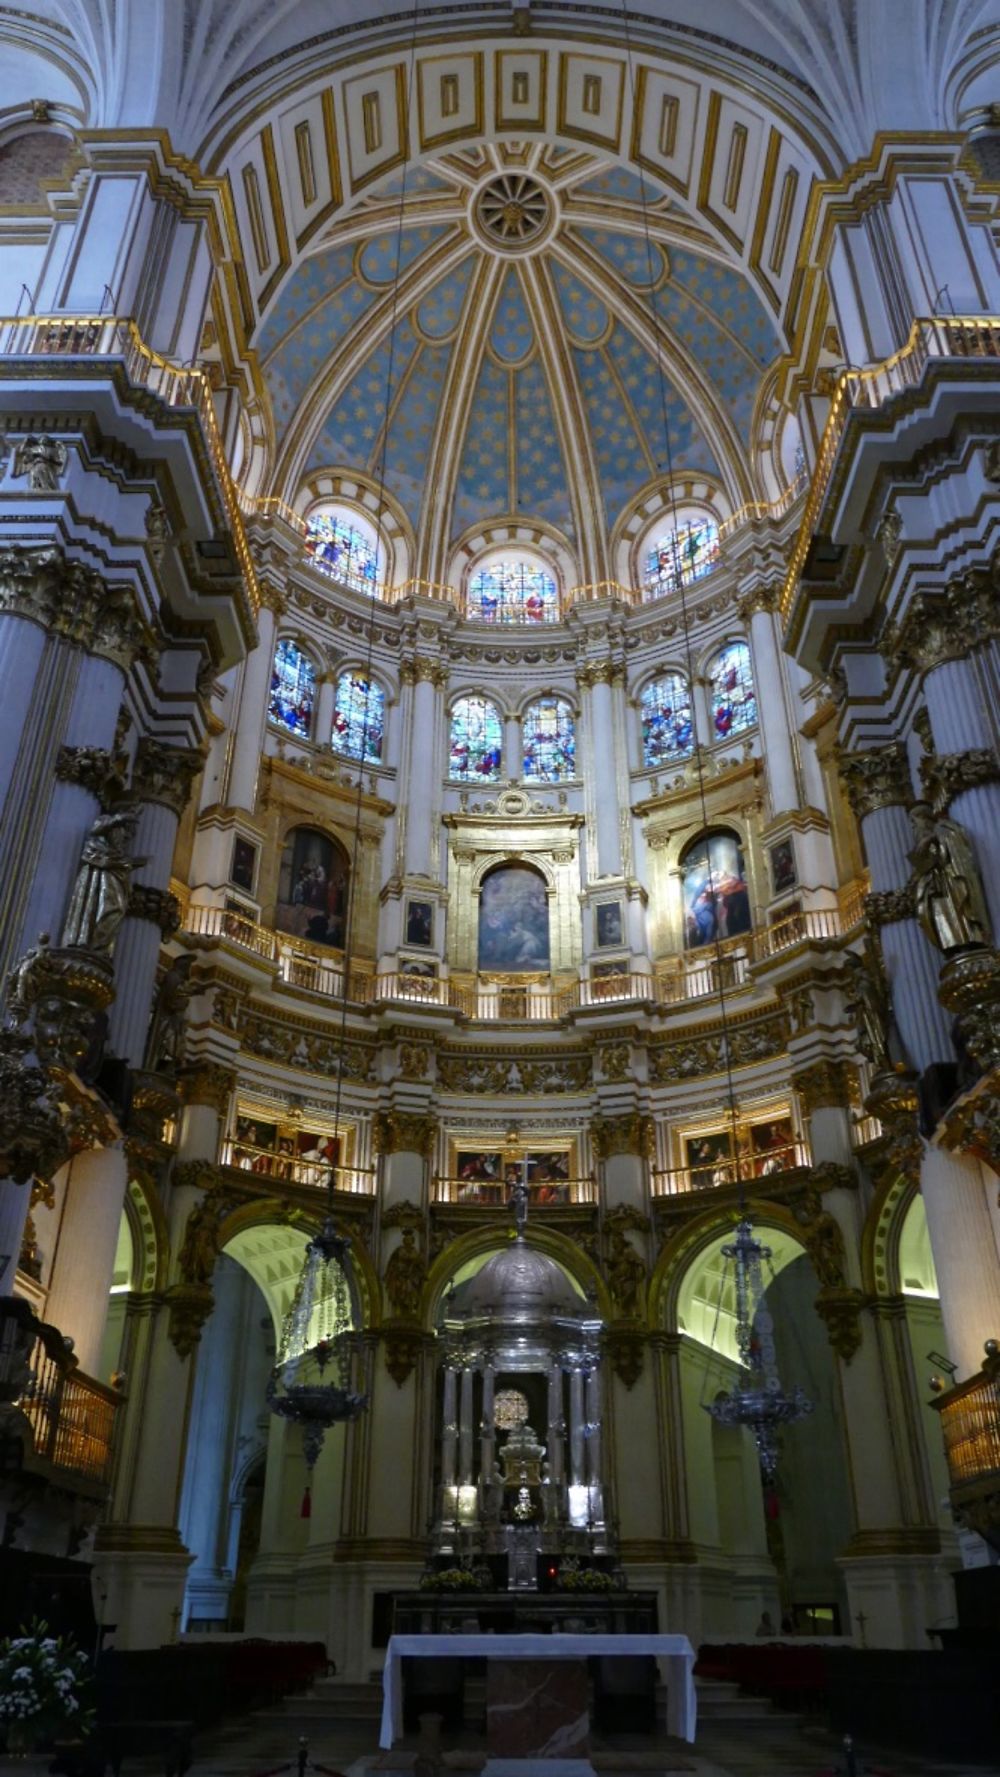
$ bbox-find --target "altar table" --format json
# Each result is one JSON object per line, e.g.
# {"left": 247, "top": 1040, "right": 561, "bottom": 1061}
{"left": 379, "top": 1632, "right": 698, "bottom": 1748}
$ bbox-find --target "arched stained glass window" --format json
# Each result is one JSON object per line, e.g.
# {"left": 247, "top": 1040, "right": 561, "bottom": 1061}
{"left": 268, "top": 638, "right": 316, "bottom": 738}
{"left": 449, "top": 695, "right": 503, "bottom": 781}
{"left": 708, "top": 641, "right": 756, "bottom": 739}
{"left": 522, "top": 697, "right": 575, "bottom": 783}
{"left": 643, "top": 518, "right": 720, "bottom": 598}
{"left": 468, "top": 558, "right": 558, "bottom": 624}
{"left": 331, "top": 672, "right": 385, "bottom": 762}
{"left": 305, "top": 507, "right": 380, "bottom": 594}
{"left": 640, "top": 674, "right": 694, "bottom": 765}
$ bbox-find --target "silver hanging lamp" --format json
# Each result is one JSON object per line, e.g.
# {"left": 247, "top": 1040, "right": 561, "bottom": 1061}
{"left": 266, "top": 1217, "right": 367, "bottom": 1481}
{"left": 704, "top": 1218, "right": 812, "bottom": 1484}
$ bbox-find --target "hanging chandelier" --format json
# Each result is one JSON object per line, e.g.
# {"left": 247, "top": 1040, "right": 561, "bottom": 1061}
{"left": 705, "top": 1219, "right": 812, "bottom": 1483}
{"left": 268, "top": 2, "right": 424, "bottom": 1490}
{"left": 267, "top": 1218, "right": 367, "bottom": 1473}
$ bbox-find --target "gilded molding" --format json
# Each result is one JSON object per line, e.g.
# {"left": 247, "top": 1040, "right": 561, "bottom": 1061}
{"left": 382, "top": 1324, "right": 432, "bottom": 1388}
{"left": 372, "top": 1109, "right": 435, "bottom": 1158}
{"left": 165, "top": 1281, "right": 214, "bottom": 1358}
{"left": 597, "top": 1041, "right": 633, "bottom": 1082}
{"left": 128, "top": 884, "right": 182, "bottom": 936}
{"left": 259, "top": 580, "right": 288, "bottom": 616}
{"left": 397, "top": 1041, "right": 431, "bottom": 1080}
{"left": 437, "top": 1052, "right": 590, "bottom": 1093}
{"left": 240, "top": 1011, "right": 376, "bottom": 1080}
{"left": 649, "top": 1010, "right": 786, "bottom": 1084}
{"left": 603, "top": 1326, "right": 645, "bottom": 1389}
{"left": 838, "top": 742, "right": 912, "bottom": 819}
{"left": 893, "top": 595, "right": 967, "bottom": 676}
{"left": 813, "top": 1285, "right": 865, "bottom": 1363}
{"left": 132, "top": 738, "right": 204, "bottom": 816}
{"left": 0, "top": 546, "right": 153, "bottom": 671}
{"left": 6, "top": 936, "right": 116, "bottom": 1073}
{"left": 937, "top": 948, "right": 1000, "bottom": 1075}
{"left": 792, "top": 1058, "right": 856, "bottom": 1112}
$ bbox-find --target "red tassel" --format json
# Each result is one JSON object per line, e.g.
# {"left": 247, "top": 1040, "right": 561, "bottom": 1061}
{"left": 764, "top": 1489, "right": 780, "bottom": 1520}
{"left": 301, "top": 1485, "right": 312, "bottom": 1519}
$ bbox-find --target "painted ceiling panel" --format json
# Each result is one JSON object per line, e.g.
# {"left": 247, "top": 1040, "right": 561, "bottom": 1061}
{"left": 572, "top": 166, "right": 659, "bottom": 205}
{"left": 304, "top": 315, "right": 420, "bottom": 477}
{"left": 357, "top": 223, "right": 453, "bottom": 284}
{"left": 551, "top": 260, "right": 608, "bottom": 345}
{"left": 572, "top": 343, "right": 653, "bottom": 530}
{"left": 576, "top": 225, "right": 667, "bottom": 289}
{"left": 604, "top": 321, "right": 720, "bottom": 478}
{"left": 416, "top": 251, "right": 475, "bottom": 339}
{"left": 490, "top": 267, "right": 535, "bottom": 365}
{"left": 453, "top": 354, "right": 511, "bottom": 533}
{"left": 513, "top": 358, "right": 574, "bottom": 537}
{"left": 383, "top": 341, "right": 454, "bottom": 526}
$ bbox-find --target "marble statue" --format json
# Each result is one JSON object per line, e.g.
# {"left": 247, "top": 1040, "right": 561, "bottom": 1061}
{"left": 909, "top": 802, "right": 993, "bottom": 954}
{"left": 62, "top": 808, "right": 141, "bottom": 954}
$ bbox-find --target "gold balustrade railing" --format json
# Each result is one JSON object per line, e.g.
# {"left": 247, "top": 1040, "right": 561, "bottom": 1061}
{"left": 932, "top": 1363, "right": 1000, "bottom": 1512}
{"left": 219, "top": 1138, "right": 376, "bottom": 1195}
{"left": 0, "top": 314, "right": 260, "bottom": 614}
{"left": 1, "top": 1301, "right": 119, "bottom": 1487}
{"left": 432, "top": 1174, "right": 597, "bottom": 1206}
{"left": 651, "top": 1142, "right": 811, "bottom": 1198}
{"left": 781, "top": 314, "right": 1000, "bottom": 620}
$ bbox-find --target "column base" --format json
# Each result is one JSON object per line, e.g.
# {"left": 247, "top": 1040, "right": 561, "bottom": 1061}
{"left": 837, "top": 1535, "right": 955, "bottom": 1648}
{"left": 92, "top": 1525, "right": 193, "bottom": 1649}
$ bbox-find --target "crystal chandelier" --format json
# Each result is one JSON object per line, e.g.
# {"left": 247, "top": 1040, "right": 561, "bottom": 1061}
{"left": 267, "top": 1218, "right": 367, "bottom": 1474}
{"left": 705, "top": 1218, "right": 812, "bottom": 1482}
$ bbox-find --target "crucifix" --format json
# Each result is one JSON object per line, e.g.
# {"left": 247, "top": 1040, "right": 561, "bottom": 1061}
{"left": 854, "top": 1609, "right": 868, "bottom": 1648}
{"left": 511, "top": 1176, "right": 529, "bottom": 1237}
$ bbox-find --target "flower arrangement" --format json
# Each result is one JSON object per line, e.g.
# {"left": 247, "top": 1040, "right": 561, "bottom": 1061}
{"left": 558, "top": 1567, "right": 618, "bottom": 1593}
{"left": 419, "top": 1567, "right": 485, "bottom": 1592}
{"left": 0, "top": 1621, "right": 92, "bottom": 1754}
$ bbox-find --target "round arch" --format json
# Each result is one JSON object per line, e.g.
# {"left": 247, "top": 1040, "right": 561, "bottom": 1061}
{"left": 217, "top": 1197, "right": 381, "bottom": 1333}
{"left": 650, "top": 1197, "right": 812, "bottom": 1338}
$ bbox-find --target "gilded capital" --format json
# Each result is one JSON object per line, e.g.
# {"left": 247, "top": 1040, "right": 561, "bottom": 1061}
{"left": 576, "top": 659, "right": 624, "bottom": 690}
{"left": 922, "top": 748, "right": 1000, "bottom": 812}
{"left": 179, "top": 1063, "right": 236, "bottom": 1112}
{"left": 864, "top": 885, "right": 916, "bottom": 928}
{"left": 838, "top": 742, "right": 912, "bottom": 819}
{"left": 372, "top": 1108, "right": 436, "bottom": 1157}
{"left": 897, "top": 596, "right": 966, "bottom": 677}
{"left": 793, "top": 1058, "right": 856, "bottom": 1112}
{"left": 401, "top": 656, "right": 449, "bottom": 689}
{"left": 127, "top": 883, "right": 182, "bottom": 936}
{"left": 259, "top": 580, "right": 288, "bottom": 617}
{"left": 132, "top": 738, "right": 204, "bottom": 815}
{"left": 736, "top": 583, "right": 779, "bottom": 623}
{"left": 0, "top": 546, "right": 153, "bottom": 671}
{"left": 591, "top": 1112, "right": 654, "bottom": 1160}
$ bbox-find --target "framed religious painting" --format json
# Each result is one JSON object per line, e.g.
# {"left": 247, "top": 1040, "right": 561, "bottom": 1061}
{"left": 685, "top": 1129, "right": 734, "bottom": 1190}
{"left": 230, "top": 834, "right": 258, "bottom": 894}
{"left": 595, "top": 900, "right": 624, "bottom": 948}
{"left": 405, "top": 898, "right": 434, "bottom": 947}
{"left": 769, "top": 837, "right": 798, "bottom": 896}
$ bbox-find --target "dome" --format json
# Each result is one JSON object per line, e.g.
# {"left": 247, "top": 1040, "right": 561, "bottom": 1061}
{"left": 458, "top": 1237, "right": 583, "bottom": 1321}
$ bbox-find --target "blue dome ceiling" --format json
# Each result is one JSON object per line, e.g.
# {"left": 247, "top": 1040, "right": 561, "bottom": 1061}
{"left": 253, "top": 143, "right": 781, "bottom": 550}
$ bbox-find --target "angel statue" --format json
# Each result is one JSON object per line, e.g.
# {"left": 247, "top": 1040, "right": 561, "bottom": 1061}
{"left": 62, "top": 807, "right": 143, "bottom": 955}
{"left": 908, "top": 802, "right": 993, "bottom": 955}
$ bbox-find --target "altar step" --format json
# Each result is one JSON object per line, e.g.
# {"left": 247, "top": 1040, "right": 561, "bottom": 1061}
{"left": 693, "top": 1677, "right": 789, "bottom": 1723}
{"left": 278, "top": 1677, "right": 384, "bottom": 1721}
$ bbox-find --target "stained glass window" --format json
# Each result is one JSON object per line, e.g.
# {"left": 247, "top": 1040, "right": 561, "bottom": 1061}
{"left": 643, "top": 519, "right": 720, "bottom": 598}
{"left": 708, "top": 641, "right": 757, "bottom": 739}
{"left": 522, "top": 697, "right": 576, "bottom": 782}
{"left": 304, "top": 508, "right": 380, "bottom": 594}
{"left": 268, "top": 638, "right": 316, "bottom": 738}
{"left": 640, "top": 674, "right": 694, "bottom": 764}
{"left": 331, "top": 672, "right": 385, "bottom": 762}
{"left": 468, "top": 558, "right": 558, "bottom": 624}
{"left": 448, "top": 695, "right": 503, "bottom": 781}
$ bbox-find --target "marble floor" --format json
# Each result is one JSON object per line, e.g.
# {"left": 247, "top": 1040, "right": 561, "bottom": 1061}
{"left": 180, "top": 1707, "right": 1000, "bottom": 1777}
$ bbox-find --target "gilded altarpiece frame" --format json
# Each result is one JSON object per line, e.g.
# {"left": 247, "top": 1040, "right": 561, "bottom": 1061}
{"left": 259, "top": 754, "right": 391, "bottom": 961}
{"left": 443, "top": 786, "right": 584, "bottom": 984}
{"left": 636, "top": 757, "right": 766, "bottom": 980}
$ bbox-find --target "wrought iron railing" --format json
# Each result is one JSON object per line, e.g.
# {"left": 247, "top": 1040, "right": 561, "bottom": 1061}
{"left": 934, "top": 1368, "right": 1000, "bottom": 1486}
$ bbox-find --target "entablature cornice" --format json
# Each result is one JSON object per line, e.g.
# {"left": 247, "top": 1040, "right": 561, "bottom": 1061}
{"left": 634, "top": 753, "right": 760, "bottom": 820}
{"left": 262, "top": 751, "right": 394, "bottom": 817}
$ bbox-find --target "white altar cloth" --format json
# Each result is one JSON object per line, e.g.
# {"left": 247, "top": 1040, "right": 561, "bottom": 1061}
{"left": 380, "top": 1632, "right": 698, "bottom": 1748}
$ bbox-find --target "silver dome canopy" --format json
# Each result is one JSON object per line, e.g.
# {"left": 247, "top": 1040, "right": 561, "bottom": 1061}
{"left": 457, "top": 1236, "right": 583, "bottom": 1322}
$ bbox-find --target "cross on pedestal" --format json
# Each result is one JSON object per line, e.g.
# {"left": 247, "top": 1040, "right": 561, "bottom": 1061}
{"left": 854, "top": 1609, "right": 868, "bottom": 1647}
